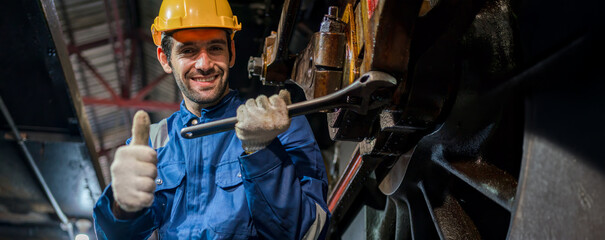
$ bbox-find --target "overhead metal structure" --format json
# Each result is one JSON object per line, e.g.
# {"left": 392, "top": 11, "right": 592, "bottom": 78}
{"left": 0, "top": 1, "right": 103, "bottom": 239}
{"left": 54, "top": 0, "right": 177, "bottom": 169}
{"left": 52, "top": 0, "right": 283, "bottom": 168}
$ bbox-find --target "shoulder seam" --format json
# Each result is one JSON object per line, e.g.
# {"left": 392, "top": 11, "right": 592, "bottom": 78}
{"left": 149, "top": 119, "right": 170, "bottom": 149}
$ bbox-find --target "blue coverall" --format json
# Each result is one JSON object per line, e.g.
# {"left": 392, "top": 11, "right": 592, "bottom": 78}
{"left": 93, "top": 90, "right": 330, "bottom": 239}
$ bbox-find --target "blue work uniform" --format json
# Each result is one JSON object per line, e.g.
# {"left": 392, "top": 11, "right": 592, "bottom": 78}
{"left": 93, "top": 90, "right": 330, "bottom": 239}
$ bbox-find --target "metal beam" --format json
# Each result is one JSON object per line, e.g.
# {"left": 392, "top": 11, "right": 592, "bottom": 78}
{"left": 82, "top": 97, "right": 179, "bottom": 111}
{"left": 133, "top": 73, "right": 170, "bottom": 100}
{"left": 67, "top": 38, "right": 111, "bottom": 55}
{"left": 76, "top": 53, "right": 120, "bottom": 100}
{"left": 66, "top": 31, "right": 154, "bottom": 55}
{"left": 43, "top": 0, "right": 106, "bottom": 190}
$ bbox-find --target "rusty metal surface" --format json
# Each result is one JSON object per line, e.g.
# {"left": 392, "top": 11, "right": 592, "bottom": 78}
{"left": 341, "top": 3, "right": 361, "bottom": 86}
{"left": 327, "top": 0, "right": 426, "bottom": 143}
{"left": 231, "top": 0, "right": 605, "bottom": 239}
{"left": 290, "top": 6, "right": 347, "bottom": 100}
{"left": 257, "top": 0, "right": 302, "bottom": 85}
{"left": 362, "top": 0, "right": 421, "bottom": 75}
{"left": 418, "top": 180, "right": 482, "bottom": 240}
{"left": 327, "top": 108, "right": 382, "bottom": 141}
{"left": 313, "top": 33, "right": 346, "bottom": 69}
{"left": 328, "top": 1, "right": 604, "bottom": 238}
{"left": 313, "top": 70, "right": 344, "bottom": 98}
{"left": 291, "top": 31, "right": 346, "bottom": 100}
{"left": 328, "top": 0, "right": 603, "bottom": 239}
{"left": 429, "top": 193, "right": 481, "bottom": 240}
{"left": 433, "top": 155, "right": 518, "bottom": 211}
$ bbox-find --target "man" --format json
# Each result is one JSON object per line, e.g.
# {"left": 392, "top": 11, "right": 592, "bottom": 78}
{"left": 92, "top": 0, "right": 330, "bottom": 239}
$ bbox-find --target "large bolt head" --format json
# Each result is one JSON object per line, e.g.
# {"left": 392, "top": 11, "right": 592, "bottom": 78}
{"left": 247, "top": 56, "right": 263, "bottom": 79}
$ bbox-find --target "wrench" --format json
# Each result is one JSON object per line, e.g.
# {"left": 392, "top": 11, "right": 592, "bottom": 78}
{"left": 180, "top": 71, "right": 397, "bottom": 138}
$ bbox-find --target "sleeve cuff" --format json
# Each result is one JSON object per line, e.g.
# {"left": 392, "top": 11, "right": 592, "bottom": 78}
{"left": 93, "top": 185, "right": 154, "bottom": 229}
{"left": 238, "top": 138, "right": 289, "bottom": 179}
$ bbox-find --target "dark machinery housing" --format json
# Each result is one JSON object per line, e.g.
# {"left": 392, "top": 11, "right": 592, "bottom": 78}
{"left": 246, "top": 0, "right": 605, "bottom": 239}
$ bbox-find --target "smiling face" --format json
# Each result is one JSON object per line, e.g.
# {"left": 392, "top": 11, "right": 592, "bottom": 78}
{"left": 157, "top": 29, "right": 236, "bottom": 116}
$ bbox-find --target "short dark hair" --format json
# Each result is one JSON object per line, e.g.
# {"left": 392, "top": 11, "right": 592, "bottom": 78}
{"left": 160, "top": 32, "right": 175, "bottom": 62}
{"left": 160, "top": 29, "right": 233, "bottom": 63}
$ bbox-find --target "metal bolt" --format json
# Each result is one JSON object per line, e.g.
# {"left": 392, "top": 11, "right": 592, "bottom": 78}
{"left": 328, "top": 6, "right": 338, "bottom": 18}
{"left": 247, "top": 56, "right": 263, "bottom": 79}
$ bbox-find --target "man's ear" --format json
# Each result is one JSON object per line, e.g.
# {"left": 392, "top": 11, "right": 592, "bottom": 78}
{"left": 157, "top": 47, "right": 173, "bottom": 73}
{"left": 229, "top": 38, "right": 236, "bottom": 68}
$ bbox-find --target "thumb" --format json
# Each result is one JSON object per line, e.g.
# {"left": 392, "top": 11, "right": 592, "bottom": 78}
{"left": 131, "top": 110, "right": 150, "bottom": 146}
{"left": 278, "top": 89, "right": 292, "bottom": 105}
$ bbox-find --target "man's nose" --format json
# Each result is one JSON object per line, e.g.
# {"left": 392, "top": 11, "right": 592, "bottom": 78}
{"left": 194, "top": 52, "right": 213, "bottom": 72}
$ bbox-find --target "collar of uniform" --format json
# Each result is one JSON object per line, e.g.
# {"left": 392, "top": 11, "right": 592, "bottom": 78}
{"left": 178, "top": 89, "right": 238, "bottom": 126}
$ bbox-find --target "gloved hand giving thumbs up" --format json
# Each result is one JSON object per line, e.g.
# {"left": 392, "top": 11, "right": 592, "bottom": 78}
{"left": 110, "top": 110, "right": 157, "bottom": 216}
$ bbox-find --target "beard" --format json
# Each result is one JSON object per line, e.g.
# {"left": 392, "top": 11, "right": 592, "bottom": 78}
{"left": 174, "top": 68, "right": 229, "bottom": 106}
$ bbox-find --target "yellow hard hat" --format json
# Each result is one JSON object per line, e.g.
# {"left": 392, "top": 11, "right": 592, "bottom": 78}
{"left": 151, "top": 0, "right": 242, "bottom": 46}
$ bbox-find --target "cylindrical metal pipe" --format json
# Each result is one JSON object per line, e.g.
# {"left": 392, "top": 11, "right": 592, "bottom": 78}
{"left": 0, "top": 95, "right": 73, "bottom": 239}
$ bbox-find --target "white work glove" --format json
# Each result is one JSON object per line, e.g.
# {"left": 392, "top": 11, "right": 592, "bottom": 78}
{"left": 236, "top": 90, "right": 292, "bottom": 153}
{"left": 110, "top": 110, "right": 157, "bottom": 213}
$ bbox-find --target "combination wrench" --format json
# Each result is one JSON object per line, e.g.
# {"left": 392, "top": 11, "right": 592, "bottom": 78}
{"left": 180, "top": 71, "right": 397, "bottom": 139}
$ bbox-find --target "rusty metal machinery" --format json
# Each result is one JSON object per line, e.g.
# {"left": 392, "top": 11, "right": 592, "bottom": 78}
{"left": 245, "top": 0, "right": 605, "bottom": 239}
{"left": 290, "top": 6, "right": 347, "bottom": 101}
{"left": 247, "top": 0, "right": 302, "bottom": 86}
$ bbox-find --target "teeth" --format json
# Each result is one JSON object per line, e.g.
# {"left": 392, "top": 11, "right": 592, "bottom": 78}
{"left": 192, "top": 76, "right": 216, "bottom": 82}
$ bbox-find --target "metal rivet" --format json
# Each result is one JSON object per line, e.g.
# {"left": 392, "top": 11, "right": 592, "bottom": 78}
{"left": 156, "top": 178, "right": 163, "bottom": 185}
{"left": 191, "top": 119, "right": 198, "bottom": 125}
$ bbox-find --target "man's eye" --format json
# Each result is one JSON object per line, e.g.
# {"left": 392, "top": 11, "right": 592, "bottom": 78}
{"left": 180, "top": 48, "right": 195, "bottom": 54}
{"left": 209, "top": 46, "right": 224, "bottom": 52}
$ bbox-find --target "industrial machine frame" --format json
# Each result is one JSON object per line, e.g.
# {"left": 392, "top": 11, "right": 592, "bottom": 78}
{"left": 245, "top": 0, "right": 605, "bottom": 238}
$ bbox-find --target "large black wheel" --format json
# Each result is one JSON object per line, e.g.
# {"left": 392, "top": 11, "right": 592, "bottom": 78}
{"left": 327, "top": 0, "right": 605, "bottom": 238}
